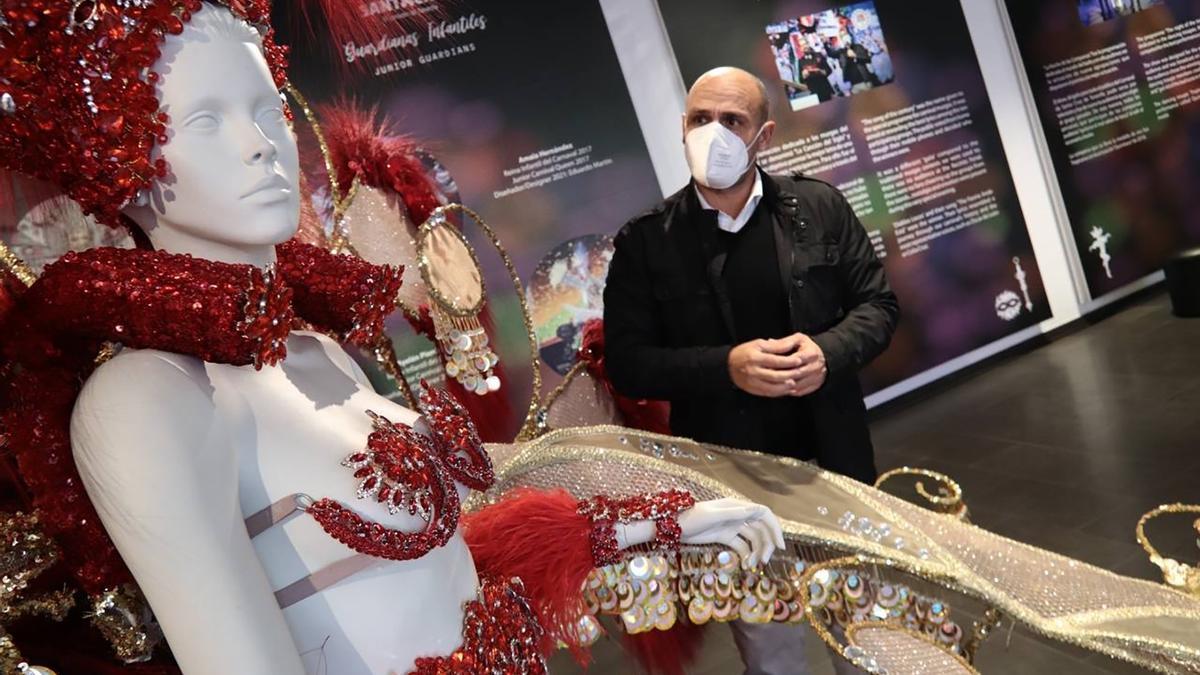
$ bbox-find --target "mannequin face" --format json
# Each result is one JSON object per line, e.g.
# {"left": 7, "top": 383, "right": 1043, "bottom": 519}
{"left": 125, "top": 5, "right": 299, "bottom": 263}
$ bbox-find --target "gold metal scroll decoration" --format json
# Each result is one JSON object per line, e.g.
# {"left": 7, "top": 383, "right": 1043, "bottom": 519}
{"left": 1137, "top": 504, "right": 1200, "bottom": 598}
{"left": 874, "top": 467, "right": 968, "bottom": 521}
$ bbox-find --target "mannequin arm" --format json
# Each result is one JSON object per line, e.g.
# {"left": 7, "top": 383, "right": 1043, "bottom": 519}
{"left": 71, "top": 350, "right": 305, "bottom": 675}
{"left": 615, "top": 498, "right": 785, "bottom": 567}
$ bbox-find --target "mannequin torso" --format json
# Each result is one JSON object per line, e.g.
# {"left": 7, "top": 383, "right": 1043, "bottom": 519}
{"left": 73, "top": 331, "right": 478, "bottom": 674}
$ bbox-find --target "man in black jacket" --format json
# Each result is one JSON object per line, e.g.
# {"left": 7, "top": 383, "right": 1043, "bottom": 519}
{"left": 603, "top": 66, "right": 896, "bottom": 674}
{"left": 605, "top": 66, "right": 896, "bottom": 485}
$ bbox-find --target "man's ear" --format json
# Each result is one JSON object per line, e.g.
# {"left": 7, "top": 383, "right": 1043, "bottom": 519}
{"left": 759, "top": 121, "right": 777, "bottom": 150}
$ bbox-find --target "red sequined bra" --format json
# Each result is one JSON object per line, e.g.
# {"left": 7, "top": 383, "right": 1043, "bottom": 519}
{"left": 242, "top": 382, "right": 495, "bottom": 607}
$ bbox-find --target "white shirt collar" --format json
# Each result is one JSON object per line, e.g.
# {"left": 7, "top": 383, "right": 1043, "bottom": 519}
{"left": 694, "top": 170, "right": 764, "bottom": 234}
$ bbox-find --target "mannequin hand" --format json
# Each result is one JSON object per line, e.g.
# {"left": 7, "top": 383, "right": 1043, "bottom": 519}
{"left": 678, "top": 498, "right": 786, "bottom": 568}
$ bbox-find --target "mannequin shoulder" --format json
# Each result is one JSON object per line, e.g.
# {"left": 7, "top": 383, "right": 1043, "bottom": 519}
{"left": 72, "top": 348, "right": 216, "bottom": 450}
{"left": 80, "top": 348, "right": 211, "bottom": 404}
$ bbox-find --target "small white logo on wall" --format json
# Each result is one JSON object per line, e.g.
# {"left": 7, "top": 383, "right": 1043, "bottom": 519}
{"left": 995, "top": 290, "right": 1022, "bottom": 321}
{"left": 1088, "top": 226, "right": 1114, "bottom": 279}
{"left": 1012, "top": 256, "right": 1033, "bottom": 312}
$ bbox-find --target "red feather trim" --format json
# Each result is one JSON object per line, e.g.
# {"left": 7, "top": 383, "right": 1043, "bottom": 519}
{"left": 462, "top": 488, "right": 595, "bottom": 665}
{"left": 286, "top": 0, "right": 442, "bottom": 74}
{"left": 295, "top": 0, "right": 391, "bottom": 49}
{"left": 579, "top": 319, "right": 671, "bottom": 435}
{"left": 313, "top": 102, "right": 443, "bottom": 225}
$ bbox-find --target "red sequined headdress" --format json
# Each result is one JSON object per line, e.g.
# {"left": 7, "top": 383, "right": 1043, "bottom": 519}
{"left": 0, "top": 1, "right": 288, "bottom": 227}
{"left": 0, "top": 0, "right": 393, "bottom": 228}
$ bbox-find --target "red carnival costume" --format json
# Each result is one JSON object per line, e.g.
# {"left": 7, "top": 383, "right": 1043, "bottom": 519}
{"left": 0, "top": 2, "right": 698, "bottom": 673}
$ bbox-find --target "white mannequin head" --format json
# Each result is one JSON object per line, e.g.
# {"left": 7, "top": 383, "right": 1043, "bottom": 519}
{"left": 123, "top": 3, "right": 300, "bottom": 267}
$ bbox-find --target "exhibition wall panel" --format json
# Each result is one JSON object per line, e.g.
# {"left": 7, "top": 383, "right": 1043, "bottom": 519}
{"left": 272, "top": 0, "right": 1140, "bottom": 413}
{"left": 1001, "top": 0, "right": 1200, "bottom": 302}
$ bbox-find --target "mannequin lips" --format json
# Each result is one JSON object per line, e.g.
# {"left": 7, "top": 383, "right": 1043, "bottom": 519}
{"left": 241, "top": 173, "right": 292, "bottom": 200}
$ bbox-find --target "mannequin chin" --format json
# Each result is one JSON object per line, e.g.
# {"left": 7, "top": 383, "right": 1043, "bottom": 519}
{"left": 122, "top": 3, "right": 301, "bottom": 267}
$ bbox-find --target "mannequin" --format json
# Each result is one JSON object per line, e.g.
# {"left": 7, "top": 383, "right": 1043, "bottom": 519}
{"left": 67, "top": 6, "right": 783, "bottom": 674}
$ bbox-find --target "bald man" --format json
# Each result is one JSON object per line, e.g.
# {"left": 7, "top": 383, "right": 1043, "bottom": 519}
{"left": 604, "top": 67, "right": 897, "bottom": 672}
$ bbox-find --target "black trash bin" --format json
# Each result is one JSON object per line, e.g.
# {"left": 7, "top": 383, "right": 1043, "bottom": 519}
{"left": 1164, "top": 246, "right": 1200, "bottom": 317}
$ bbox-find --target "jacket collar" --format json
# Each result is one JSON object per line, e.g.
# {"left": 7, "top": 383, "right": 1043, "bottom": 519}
{"left": 668, "top": 168, "right": 800, "bottom": 340}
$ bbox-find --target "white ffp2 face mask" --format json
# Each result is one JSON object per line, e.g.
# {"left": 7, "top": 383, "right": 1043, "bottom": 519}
{"left": 684, "top": 121, "right": 765, "bottom": 189}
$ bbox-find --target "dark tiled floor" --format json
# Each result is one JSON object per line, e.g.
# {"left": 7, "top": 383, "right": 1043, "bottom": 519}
{"left": 556, "top": 291, "right": 1198, "bottom": 674}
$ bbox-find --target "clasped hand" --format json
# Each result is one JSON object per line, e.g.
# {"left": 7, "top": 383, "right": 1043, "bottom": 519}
{"left": 728, "top": 333, "right": 827, "bottom": 398}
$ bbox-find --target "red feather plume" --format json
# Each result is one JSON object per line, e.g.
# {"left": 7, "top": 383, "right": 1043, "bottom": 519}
{"left": 579, "top": 319, "right": 672, "bottom": 435}
{"left": 315, "top": 102, "right": 515, "bottom": 441}
{"left": 462, "top": 488, "right": 596, "bottom": 664}
{"left": 313, "top": 101, "right": 442, "bottom": 225}
{"left": 285, "top": 0, "right": 441, "bottom": 72}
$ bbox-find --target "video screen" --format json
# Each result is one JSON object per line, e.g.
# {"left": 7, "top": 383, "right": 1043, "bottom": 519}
{"left": 1078, "top": 0, "right": 1164, "bottom": 26}
{"left": 765, "top": 1, "right": 895, "bottom": 111}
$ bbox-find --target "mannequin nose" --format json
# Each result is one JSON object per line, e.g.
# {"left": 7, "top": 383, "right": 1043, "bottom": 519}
{"left": 244, "top": 129, "right": 278, "bottom": 166}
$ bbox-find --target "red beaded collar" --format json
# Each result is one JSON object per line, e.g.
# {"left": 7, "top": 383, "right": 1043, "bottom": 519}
{"left": 12, "top": 239, "right": 402, "bottom": 369}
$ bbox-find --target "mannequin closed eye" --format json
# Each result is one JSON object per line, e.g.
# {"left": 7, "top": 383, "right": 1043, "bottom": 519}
{"left": 257, "top": 106, "right": 287, "bottom": 124}
{"left": 183, "top": 111, "right": 220, "bottom": 131}
{"left": 124, "top": 3, "right": 303, "bottom": 264}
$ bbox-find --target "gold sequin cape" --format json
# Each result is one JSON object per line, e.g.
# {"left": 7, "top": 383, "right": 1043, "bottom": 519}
{"left": 477, "top": 426, "right": 1200, "bottom": 675}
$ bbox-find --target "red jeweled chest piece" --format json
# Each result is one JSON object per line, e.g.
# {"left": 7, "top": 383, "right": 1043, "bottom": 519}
{"left": 408, "top": 577, "right": 547, "bottom": 675}
{"left": 419, "top": 381, "right": 495, "bottom": 491}
{"left": 344, "top": 411, "right": 441, "bottom": 519}
{"left": 237, "top": 264, "right": 294, "bottom": 370}
{"left": 306, "top": 387, "right": 496, "bottom": 562}
{"left": 308, "top": 410, "right": 461, "bottom": 561}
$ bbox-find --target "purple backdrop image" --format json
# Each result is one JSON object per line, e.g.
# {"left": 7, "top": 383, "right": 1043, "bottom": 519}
{"left": 1003, "top": 0, "right": 1200, "bottom": 298}
{"left": 275, "top": 1, "right": 661, "bottom": 430}
{"left": 659, "top": 0, "right": 1053, "bottom": 394}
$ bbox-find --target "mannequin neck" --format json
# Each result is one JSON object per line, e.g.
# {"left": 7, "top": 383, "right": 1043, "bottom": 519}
{"left": 696, "top": 166, "right": 759, "bottom": 219}
{"left": 145, "top": 225, "right": 279, "bottom": 268}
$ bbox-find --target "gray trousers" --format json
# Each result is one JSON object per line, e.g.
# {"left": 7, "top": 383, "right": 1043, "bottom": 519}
{"left": 730, "top": 621, "right": 865, "bottom": 675}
